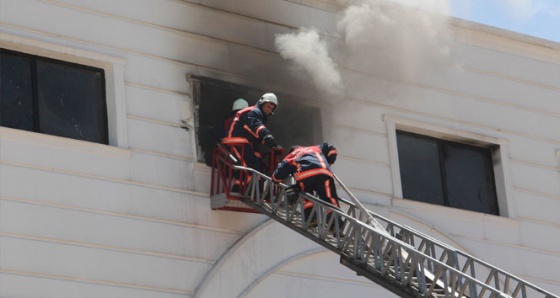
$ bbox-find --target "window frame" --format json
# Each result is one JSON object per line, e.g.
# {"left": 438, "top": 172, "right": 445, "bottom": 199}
{"left": 0, "top": 33, "right": 128, "bottom": 148}
{"left": 385, "top": 115, "right": 515, "bottom": 218}
{"left": 188, "top": 75, "right": 324, "bottom": 165}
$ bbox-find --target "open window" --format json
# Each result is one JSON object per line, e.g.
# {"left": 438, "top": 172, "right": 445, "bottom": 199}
{"left": 190, "top": 76, "right": 323, "bottom": 166}
{"left": 386, "top": 115, "right": 514, "bottom": 217}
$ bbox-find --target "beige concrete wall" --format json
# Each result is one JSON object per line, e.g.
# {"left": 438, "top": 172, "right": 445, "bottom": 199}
{"left": 0, "top": 0, "right": 559, "bottom": 297}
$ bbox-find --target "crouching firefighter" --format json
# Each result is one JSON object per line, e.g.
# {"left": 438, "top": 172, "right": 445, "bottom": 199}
{"left": 272, "top": 143, "right": 343, "bottom": 234}
{"left": 222, "top": 93, "right": 280, "bottom": 190}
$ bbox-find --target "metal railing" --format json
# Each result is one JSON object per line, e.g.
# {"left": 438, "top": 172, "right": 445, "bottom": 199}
{"left": 231, "top": 165, "right": 558, "bottom": 298}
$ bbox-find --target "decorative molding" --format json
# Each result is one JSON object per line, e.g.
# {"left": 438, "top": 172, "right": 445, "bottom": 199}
{"left": 0, "top": 32, "right": 129, "bottom": 148}
{"left": 384, "top": 114, "right": 516, "bottom": 219}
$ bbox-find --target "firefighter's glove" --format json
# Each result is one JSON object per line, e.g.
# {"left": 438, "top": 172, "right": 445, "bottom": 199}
{"left": 285, "top": 185, "right": 300, "bottom": 206}
{"left": 263, "top": 134, "right": 277, "bottom": 148}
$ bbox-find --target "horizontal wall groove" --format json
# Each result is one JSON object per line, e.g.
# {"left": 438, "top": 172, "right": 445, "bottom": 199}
{"left": 509, "top": 158, "right": 559, "bottom": 172}
{"left": 38, "top": 0, "right": 289, "bottom": 52}
{"left": 0, "top": 22, "right": 281, "bottom": 94}
{"left": 0, "top": 231, "right": 216, "bottom": 265}
{"left": 344, "top": 185, "right": 393, "bottom": 199}
{"left": 0, "top": 268, "right": 191, "bottom": 296}
{"left": 0, "top": 127, "right": 131, "bottom": 159}
{"left": 414, "top": 80, "right": 560, "bottom": 119}
{"left": 129, "top": 147, "right": 195, "bottom": 162}
{"left": 173, "top": 0, "right": 301, "bottom": 30}
{"left": 338, "top": 155, "right": 390, "bottom": 168}
{"left": 448, "top": 232, "right": 560, "bottom": 259}
{"left": 464, "top": 66, "right": 560, "bottom": 92}
{"left": 1, "top": 196, "right": 242, "bottom": 236}
{"left": 340, "top": 65, "right": 560, "bottom": 121}
{"left": 512, "top": 186, "right": 560, "bottom": 202}
{"left": 128, "top": 113, "right": 187, "bottom": 130}
{"left": 332, "top": 123, "right": 387, "bottom": 138}
{"left": 125, "top": 81, "right": 191, "bottom": 98}
{"left": 341, "top": 94, "right": 560, "bottom": 146}
{"left": 514, "top": 187, "right": 560, "bottom": 201}
{"left": 0, "top": 159, "right": 210, "bottom": 197}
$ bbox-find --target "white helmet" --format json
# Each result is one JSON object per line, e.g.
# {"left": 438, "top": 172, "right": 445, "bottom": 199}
{"left": 257, "top": 93, "right": 278, "bottom": 108}
{"left": 232, "top": 98, "right": 248, "bottom": 111}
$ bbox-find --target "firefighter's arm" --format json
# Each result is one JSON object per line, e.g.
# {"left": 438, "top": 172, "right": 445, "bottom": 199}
{"left": 272, "top": 160, "right": 295, "bottom": 183}
{"left": 246, "top": 111, "right": 276, "bottom": 147}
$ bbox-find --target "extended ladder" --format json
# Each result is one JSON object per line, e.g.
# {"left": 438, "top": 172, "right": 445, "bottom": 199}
{"left": 209, "top": 147, "right": 558, "bottom": 298}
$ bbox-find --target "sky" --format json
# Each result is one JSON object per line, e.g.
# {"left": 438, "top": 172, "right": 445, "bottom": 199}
{"left": 449, "top": 0, "right": 560, "bottom": 43}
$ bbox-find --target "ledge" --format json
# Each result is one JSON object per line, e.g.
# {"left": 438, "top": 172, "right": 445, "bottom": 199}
{"left": 0, "top": 127, "right": 131, "bottom": 160}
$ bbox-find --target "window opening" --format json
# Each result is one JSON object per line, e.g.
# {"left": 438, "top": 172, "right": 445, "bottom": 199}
{"left": 0, "top": 48, "right": 108, "bottom": 144}
{"left": 396, "top": 130, "right": 499, "bottom": 215}
{"left": 190, "top": 76, "right": 322, "bottom": 166}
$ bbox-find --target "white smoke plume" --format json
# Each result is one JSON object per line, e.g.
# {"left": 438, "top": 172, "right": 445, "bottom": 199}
{"left": 275, "top": 0, "right": 454, "bottom": 93}
{"left": 338, "top": 0, "right": 452, "bottom": 81}
{"left": 275, "top": 29, "right": 344, "bottom": 94}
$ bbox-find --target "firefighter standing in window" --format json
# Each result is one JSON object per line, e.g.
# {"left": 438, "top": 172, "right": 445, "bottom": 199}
{"left": 222, "top": 93, "right": 279, "bottom": 173}
{"left": 272, "top": 143, "right": 342, "bottom": 231}
{"left": 212, "top": 98, "right": 249, "bottom": 143}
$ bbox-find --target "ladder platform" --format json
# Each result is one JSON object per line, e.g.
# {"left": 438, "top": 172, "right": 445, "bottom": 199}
{"left": 210, "top": 193, "right": 260, "bottom": 213}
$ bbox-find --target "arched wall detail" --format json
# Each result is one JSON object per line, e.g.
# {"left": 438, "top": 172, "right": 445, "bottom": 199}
{"left": 194, "top": 211, "right": 471, "bottom": 298}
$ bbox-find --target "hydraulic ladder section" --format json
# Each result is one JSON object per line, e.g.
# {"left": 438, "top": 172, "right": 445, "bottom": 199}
{"left": 209, "top": 147, "right": 559, "bottom": 298}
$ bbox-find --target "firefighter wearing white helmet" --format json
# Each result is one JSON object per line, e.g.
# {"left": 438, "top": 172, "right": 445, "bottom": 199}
{"left": 222, "top": 92, "right": 279, "bottom": 173}
{"left": 211, "top": 98, "right": 249, "bottom": 150}
{"left": 257, "top": 93, "right": 278, "bottom": 109}
{"left": 232, "top": 98, "right": 249, "bottom": 112}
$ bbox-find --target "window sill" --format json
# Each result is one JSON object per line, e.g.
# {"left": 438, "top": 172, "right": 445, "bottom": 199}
{"left": 0, "top": 126, "right": 131, "bottom": 160}
{"left": 392, "top": 196, "right": 516, "bottom": 225}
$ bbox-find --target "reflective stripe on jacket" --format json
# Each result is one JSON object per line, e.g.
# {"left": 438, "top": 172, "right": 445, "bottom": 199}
{"left": 222, "top": 105, "right": 271, "bottom": 146}
{"left": 272, "top": 145, "right": 333, "bottom": 183}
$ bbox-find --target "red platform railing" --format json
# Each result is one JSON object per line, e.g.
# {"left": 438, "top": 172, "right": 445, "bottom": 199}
{"left": 210, "top": 143, "right": 284, "bottom": 213}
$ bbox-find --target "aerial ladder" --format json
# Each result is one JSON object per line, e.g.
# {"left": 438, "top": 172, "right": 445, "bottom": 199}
{"left": 209, "top": 144, "right": 559, "bottom": 298}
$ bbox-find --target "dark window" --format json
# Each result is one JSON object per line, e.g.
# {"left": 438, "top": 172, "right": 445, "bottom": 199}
{"left": 0, "top": 49, "right": 108, "bottom": 144}
{"left": 191, "top": 76, "right": 322, "bottom": 166}
{"left": 397, "top": 130, "right": 499, "bottom": 215}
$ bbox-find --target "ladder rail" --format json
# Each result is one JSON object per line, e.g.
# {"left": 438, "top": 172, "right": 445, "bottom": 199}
{"left": 353, "top": 203, "right": 556, "bottom": 298}
{"left": 228, "top": 164, "right": 558, "bottom": 298}
{"left": 240, "top": 169, "right": 508, "bottom": 298}
{"left": 330, "top": 170, "right": 556, "bottom": 298}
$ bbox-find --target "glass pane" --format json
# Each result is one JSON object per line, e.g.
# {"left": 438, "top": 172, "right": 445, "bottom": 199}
{"left": 36, "top": 59, "right": 107, "bottom": 144}
{"left": 443, "top": 143, "right": 499, "bottom": 215}
{"left": 397, "top": 131, "right": 445, "bottom": 205}
{"left": 0, "top": 50, "right": 35, "bottom": 131}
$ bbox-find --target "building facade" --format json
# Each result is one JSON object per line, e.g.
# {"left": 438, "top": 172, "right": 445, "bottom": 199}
{"left": 0, "top": 0, "right": 559, "bottom": 297}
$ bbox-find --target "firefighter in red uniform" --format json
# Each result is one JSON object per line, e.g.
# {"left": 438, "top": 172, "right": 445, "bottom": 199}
{"left": 212, "top": 98, "right": 249, "bottom": 143}
{"left": 272, "top": 143, "right": 341, "bottom": 230}
{"left": 222, "top": 93, "right": 279, "bottom": 173}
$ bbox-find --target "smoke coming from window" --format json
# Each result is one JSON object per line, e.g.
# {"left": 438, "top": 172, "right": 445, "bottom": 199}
{"left": 275, "top": 29, "right": 343, "bottom": 93}
{"left": 274, "top": 0, "right": 454, "bottom": 94}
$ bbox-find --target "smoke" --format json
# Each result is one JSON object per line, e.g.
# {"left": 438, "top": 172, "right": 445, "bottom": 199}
{"left": 275, "top": 29, "right": 343, "bottom": 94}
{"left": 274, "top": 0, "right": 454, "bottom": 94}
{"left": 338, "top": 0, "right": 452, "bottom": 81}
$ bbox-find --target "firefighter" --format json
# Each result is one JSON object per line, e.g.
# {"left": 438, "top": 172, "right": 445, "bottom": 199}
{"left": 272, "top": 143, "right": 342, "bottom": 233}
{"left": 212, "top": 98, "right": 248, "bottom": 143}
{"left": 222, "top": 93, "right": 279, "bottom": 173}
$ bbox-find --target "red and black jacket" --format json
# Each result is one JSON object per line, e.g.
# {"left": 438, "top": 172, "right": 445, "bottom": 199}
{"left": 272, "top": 144, "right": 334, "bottom": 183}
{"left": 222, "top": 105, "right": 271, "bottom": 146}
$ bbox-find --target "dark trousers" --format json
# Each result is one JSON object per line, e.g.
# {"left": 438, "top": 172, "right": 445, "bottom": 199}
{"left": 228, "top": 143, "right": 263, "bottom": 192}
{"left": 298, "top": 175, "right": 341, "bottom": 225}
